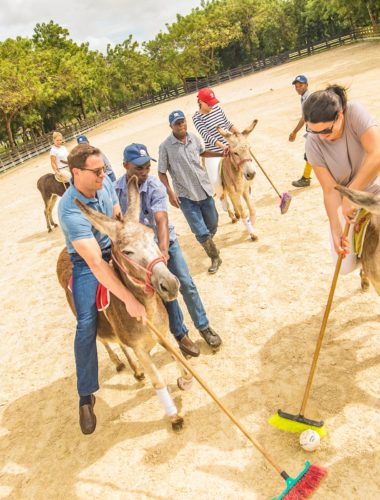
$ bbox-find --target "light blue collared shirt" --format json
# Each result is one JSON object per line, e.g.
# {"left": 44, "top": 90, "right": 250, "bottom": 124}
{"left": 58, "top": 176, "right": 118, "bottom": 254}
{"left": 114, "top": 174, "right": 177, "bottom": 243}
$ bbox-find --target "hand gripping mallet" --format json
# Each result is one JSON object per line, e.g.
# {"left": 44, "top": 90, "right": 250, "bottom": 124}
{"left": 249, "top": 148, "right": 292, "bottom": 214}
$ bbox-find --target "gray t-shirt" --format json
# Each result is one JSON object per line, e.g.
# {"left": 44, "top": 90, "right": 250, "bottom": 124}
{"left": 158, "top": 132, "right": 213, "bottom": 201}
{"left": 306, "top": 101, "right": 380, "bottom": 194}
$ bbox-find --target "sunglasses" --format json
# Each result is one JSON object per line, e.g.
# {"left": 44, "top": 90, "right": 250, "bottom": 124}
{"left": 77, "top": 166, "right": 106, "bottom": 177}
{"left": 306, "top": 114, "right": 338, "bottom": 135}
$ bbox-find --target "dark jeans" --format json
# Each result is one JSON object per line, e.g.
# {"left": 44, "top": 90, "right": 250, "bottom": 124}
{"left": 179, "top": 195, "right": 218, "bottom": 243}
{"left": 70, "top": 247, "right": 111, "bottom": 397}
{"left": 164, "top": 239, "right": 208, "bottom": 340}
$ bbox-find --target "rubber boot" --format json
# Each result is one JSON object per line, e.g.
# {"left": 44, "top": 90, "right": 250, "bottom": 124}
{"left": 201, "top": 238, "right": 222, "bottom": 274}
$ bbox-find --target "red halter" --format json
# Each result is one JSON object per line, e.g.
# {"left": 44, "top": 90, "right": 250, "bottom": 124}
{"left": 111, "top": 246, "right": 167, "bottom": 295}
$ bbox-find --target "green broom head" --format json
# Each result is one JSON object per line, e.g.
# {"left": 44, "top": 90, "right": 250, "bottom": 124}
{"left": 269, "top": 411, "right": 326, "bottom": 438}
{"left": 274, "top": 461, "right": 327, "bottom": 499}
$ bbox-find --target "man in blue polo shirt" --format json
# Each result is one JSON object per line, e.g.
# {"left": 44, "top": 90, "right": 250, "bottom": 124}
{"left": 115, "top": 143, "right": 222, "bottom": 356}
{"left": 58, "top": 143, "right": 146, "bottom": 435}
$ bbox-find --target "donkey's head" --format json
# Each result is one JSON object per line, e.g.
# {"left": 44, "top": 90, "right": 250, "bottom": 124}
{"left": 74, "top": 176, "right": 179, "bottom": 301}
{"left": 335, "top": 185, "right": 380, "bottom": 216}
{"left": 217, "top": 120, "right": 258, "bottom": 181}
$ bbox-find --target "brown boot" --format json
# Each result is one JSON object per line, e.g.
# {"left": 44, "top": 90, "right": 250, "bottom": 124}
{"left": 177, "top": 335, "right": 200, "bottom": 357}
{"left": 79, "top": 395, "right": 96, "bottom": 435}
{"left": 201, "top": 238, "right": 222, "bottom": 274}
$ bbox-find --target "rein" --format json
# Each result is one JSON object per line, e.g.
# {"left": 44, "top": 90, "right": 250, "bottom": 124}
{"left": 222, "top": 153, "right": 253, "bottom": 192}
{"left": 111, "top": 245, "right": 167, "bottom": 295}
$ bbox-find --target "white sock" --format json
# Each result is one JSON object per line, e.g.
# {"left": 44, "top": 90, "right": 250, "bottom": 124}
{"left": 156, "top": 387, "right": 177, "bottom": 416}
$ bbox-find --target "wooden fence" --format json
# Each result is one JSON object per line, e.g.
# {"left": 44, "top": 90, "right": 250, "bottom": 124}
{"left": 1, "top": 25, "right": 379, "bottom": 174}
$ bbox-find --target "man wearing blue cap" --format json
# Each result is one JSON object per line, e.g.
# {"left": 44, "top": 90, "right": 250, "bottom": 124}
{"left": 158, "top": 111, "right": 223, "bottom": 275}
{"left": 289, "top": 75, "right": 312, "bottom": 188}
{"left": 76, "top": 135, "right": 116, "bottom": 182}
{"left": 114, "top": 143, "right": 222, "bottom": 355}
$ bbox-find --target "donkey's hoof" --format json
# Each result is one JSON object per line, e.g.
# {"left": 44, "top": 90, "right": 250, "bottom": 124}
{"left": 360, "top": 270, "right": 370, "bottom": 292}
{"left": 116, "top": 362, "right": 126, "bottom": 372}
{"left": 231, "top": 218, "right": 238, "bottom": 224}
{"left": 177, "top": 376, "right": 193, "bottom": 391}
{"left": 48, "top": 228, "right": 53, "bottom": 233}
{"left": 171, "top": 415, "right": 184, "bottom": 431}
{"left": 53, "top": 223, "right": 58, "bottom": 228}
{"left": 134, "top": 372, "right": 145, "bottom": 381}
{"left": 250, "top": 234, "right": 258, "bottom": 241}
{"left": 361, "top": 279, "right": 370, "bottom": 292}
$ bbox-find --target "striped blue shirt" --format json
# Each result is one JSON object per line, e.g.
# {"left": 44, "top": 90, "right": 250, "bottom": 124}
{"left": 114, "top": 174, "right": 177, "bottom": 243}
{"left": 192, "top": 105, "right": 233, "bottom": 153}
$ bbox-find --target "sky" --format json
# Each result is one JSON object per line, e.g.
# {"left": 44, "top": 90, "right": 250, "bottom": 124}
{"left": 0, "top": 0, "right": 203, "bottom": 52}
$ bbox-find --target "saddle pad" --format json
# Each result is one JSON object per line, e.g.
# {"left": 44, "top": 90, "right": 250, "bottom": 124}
{"left": 354, "top": 208, "right": 371, "bottom": 258}
{"left": 68, "top": 276, "right": 110, "bottom": 311}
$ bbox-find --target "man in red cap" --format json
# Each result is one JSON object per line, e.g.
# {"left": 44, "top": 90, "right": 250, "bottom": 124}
{"left": 193, "top": 88, "right": 239, "bottom": 209}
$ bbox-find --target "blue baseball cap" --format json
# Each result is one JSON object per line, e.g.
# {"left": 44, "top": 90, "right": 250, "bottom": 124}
{"left": 292, "top": 75, "right": 308, "bottom": 85}
{"left": 123, "top": 143, "right": 156, "bottom": 166}
{"left": 77, "top": 135, "right": 89, "bottom": 144}
{"left": 169, "top": 110, "right": 185, "bottom": 125}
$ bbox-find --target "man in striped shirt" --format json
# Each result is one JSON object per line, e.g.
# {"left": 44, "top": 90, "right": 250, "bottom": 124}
{"left": 193, "top": 87, "right": 239, "bottom": 205}
{"left": 158, "top": 110, "right": 223, "bottom": 275}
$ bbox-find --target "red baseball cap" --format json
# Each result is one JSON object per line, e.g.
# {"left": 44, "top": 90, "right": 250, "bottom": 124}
{"left": 197, "top": 88, "right": 219, "bottom": 106}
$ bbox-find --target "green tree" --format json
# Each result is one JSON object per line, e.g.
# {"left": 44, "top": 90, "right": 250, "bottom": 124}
{"left": 0, "top": 37, "right": 41, "bottom": 147}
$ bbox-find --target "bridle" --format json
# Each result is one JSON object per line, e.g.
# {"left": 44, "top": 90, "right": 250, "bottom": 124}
{"left": 111, "top": 244, "right": 167, "bottom": 295}
{"left": 222, "top": 151, "right": 254, "bottom": 191}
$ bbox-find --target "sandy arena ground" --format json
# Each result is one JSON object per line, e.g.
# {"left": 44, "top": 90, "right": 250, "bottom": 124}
{"left": 0, "top": 42, "right": 379, "bottom": 499}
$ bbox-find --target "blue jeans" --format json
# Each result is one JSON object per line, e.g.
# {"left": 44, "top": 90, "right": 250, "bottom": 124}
{"left": 70, "top": 247, "right": 111, "bottom": 397}
{"left": 179, "top": 196, "right": 218, "bottom": 243}
{"left": 164, "top": 239, "right": 208, "bottom": 340}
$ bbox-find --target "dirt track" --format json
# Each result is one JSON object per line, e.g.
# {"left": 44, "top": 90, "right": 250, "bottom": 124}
{"left": 0, "top": 41, "right": 379, "bottom": 499}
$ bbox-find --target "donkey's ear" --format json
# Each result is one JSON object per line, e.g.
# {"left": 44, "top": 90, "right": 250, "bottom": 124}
{"left": 335, "top": 185, "right": 380, "bottom": 215}
{"left": 125, "top": 175, "right": 141, "bottom": 222}
{"left": 217, "top": 126, "right": 233, "bottom": 139}
{"left": 242, "top": 119, "right": 258, "bottom": 136}
{"left": 74, "top": 198, "right": 121, "bottom": 240}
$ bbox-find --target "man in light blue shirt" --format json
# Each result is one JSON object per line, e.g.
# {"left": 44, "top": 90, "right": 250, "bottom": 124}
{"left": 115, "top": 143, "right": 222, "bottom": 356}
{"left": 58, "top": 143, "right": 146, "bottom": 435}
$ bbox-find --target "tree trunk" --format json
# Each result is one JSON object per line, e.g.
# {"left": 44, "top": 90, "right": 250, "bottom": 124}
{"left": 1, "top": 111, "right": 16, "bottom": 148}
{"left": 79, "top": 97, "right": 87, "bottom": 119}
{"left": 366, "top": 3, "right": 378, "bottom": 26}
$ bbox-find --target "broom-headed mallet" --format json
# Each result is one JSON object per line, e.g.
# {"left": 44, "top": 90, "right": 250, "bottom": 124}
{"left": 146, "top": 318, "right": 327, "bottom": 499}
{"left": 249, "top": 148, "right": 292, "bottom": 214}
{"left": 269, "top": 223, "right": 350, "bottom": 437}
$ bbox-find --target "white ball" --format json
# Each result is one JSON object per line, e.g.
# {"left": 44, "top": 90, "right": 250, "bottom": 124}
{"left": 299, "top": 429, "right": 321, "bottom": 451}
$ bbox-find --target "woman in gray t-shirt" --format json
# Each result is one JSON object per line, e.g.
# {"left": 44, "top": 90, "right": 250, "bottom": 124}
{"left": 304, "top": 85, "right": 380, "bottom": 274}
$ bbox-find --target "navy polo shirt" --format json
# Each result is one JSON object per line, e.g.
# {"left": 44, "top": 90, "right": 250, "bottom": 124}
{"left": 58, "top": 176, "right": 118, "bottom": 254}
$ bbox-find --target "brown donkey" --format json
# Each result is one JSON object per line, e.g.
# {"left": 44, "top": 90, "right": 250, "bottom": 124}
{"left": 217, "top": 120, "right": 258, "bottom": 240}
{"left": 56, "top": 176, "right": 193, "bottom": 430}
{"left": 37, "top": 173, "right": 69, "bottom": 232}
{"left": 336, "top": 185, "right": 380, "bottom": 294}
